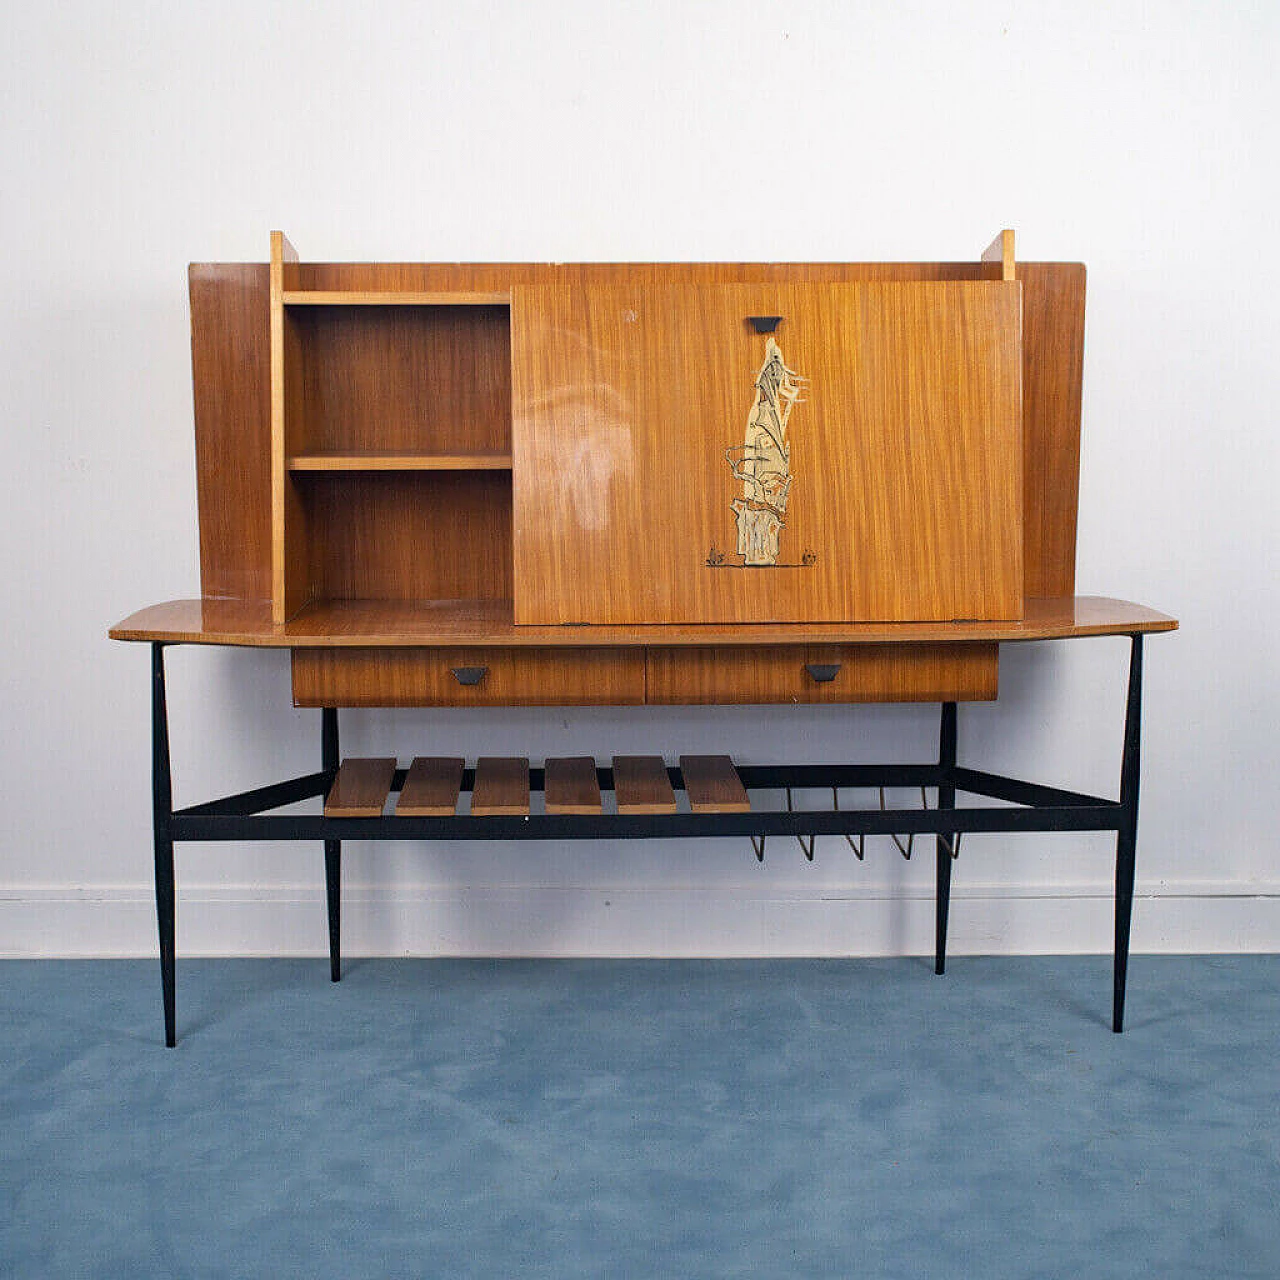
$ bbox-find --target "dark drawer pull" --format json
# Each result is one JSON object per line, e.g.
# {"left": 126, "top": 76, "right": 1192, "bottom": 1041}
{"left": 805, "top": 663, "right": 841, "bottom": 684}
{"left": 450, "top": 666, "right": 488, "bottom": 686}
{"left": 747, "top": 315, "right": 783, "bottom": 334}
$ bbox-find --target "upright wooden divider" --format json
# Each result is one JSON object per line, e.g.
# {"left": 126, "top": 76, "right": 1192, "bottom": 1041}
{"left": 325, "top": 758, "right": 396, "bottom": 817}
{"left": 396, "top": 757, "right": 464, "bottom": 816}
{"left": 680, "top": 755, "right": 751, "bottom": 813}
{"left": 544, "top": 757, "right": 603, "bottom": 814}
{"left": 613, "top": 756, "right": 678, "bottom": 814}
{"left": 471, "top": 757, "right": 530, "bottom": 816}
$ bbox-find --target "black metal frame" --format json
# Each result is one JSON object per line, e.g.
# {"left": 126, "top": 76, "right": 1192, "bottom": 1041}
{"left": 148, "top": 635, "right": 1145, "bottom": 1046}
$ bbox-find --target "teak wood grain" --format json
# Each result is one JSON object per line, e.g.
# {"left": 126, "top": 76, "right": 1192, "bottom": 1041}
{"left": 470, "top": 758, "right": 530, "bottom": 816}
{"left": 290, "top": 645, "right": 645, "bottom": 707}
{"left": 298, "top": 471, "right": 512, "bottom": 606}
{"left": 680, "top": 756, "right": 751, "bottom": 813}
{"left": 511, "top": 281, "right": 1024, "bottom": 624}
{"left": 113, "top": 596, "right": 1178, "bottom": 648}
{"left": 613, "top": 757, "right": 678, "bottom": 814}
{"left": 186, "top": 258, "right": 1088, "bottom": 611}
{"left": 283, "top": 290, "right": 510, "bottom": 306}
{"left": 395, "top": 757, "right": 464, "bottom": 816}
{"left": 324, "top": 757, "right": 396, "bottom": 817}
{"left": 544, "top": 757, "right": 603, "bottom": 814}
{"left": 645, "top": 643, "right": 999, "bottom": 704}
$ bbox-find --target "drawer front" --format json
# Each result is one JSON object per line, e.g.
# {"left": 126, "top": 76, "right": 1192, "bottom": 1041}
{"left": 646, "top": 643, "right": 998, "bottom": 704}
{"left": 292, "top": 647, "right": 645, "bottom": 708}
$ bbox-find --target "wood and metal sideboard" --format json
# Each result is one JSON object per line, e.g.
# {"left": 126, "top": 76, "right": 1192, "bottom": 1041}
{"left": 110, "top": 230, "right": 1177, "bottom": 1045}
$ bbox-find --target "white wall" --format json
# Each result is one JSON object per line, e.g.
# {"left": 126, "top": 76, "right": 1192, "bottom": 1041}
{"left": 2, "top": 1, "right": 1277, "bottom": 958}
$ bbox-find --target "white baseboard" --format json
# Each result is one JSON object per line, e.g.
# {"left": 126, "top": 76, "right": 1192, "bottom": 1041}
{"left": 3, "top": 882, "right": 1279, "bottom": 958}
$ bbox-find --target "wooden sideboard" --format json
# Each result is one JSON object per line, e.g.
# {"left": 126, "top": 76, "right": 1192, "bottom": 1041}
{"left": 111, "top": 230, "right": 1176, "bottom": 1045}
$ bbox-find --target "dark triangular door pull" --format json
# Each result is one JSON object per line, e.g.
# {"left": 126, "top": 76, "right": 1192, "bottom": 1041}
{"left": 806, "top": 663, "right": 841, "bottom": 684}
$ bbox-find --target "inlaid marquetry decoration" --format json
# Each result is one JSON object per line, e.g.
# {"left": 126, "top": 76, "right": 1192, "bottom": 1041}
{"left": 713, "top": 335, "right": 811, "bottom": 569}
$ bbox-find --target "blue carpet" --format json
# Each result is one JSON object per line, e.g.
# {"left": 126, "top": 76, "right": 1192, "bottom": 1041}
{"left": 2, "top": 956, "right": 1278, "bottom": 1278}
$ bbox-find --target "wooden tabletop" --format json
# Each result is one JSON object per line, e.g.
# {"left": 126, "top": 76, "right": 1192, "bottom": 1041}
{"left": 109, "top": 596, "right": 1177, "bottom": 648}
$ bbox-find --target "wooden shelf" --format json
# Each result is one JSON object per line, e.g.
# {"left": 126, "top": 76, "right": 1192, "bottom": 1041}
{"left": 282, "top": 290, "right": 510, "bottom": 306}
{"left": 288, "top": 450, "right": 513, "bottom": 472}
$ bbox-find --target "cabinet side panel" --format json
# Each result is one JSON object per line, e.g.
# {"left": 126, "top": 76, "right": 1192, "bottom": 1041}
{"left": 189, "top": 264, "right": 272, "bottom": 602}
{"left": 1019, "top": 262, "right": 1085, "bottom": 599}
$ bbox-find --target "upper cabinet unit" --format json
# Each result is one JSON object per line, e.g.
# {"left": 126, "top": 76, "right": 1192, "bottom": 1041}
{"left": 231, "top": 232, "right": 1052, "bottom": 632}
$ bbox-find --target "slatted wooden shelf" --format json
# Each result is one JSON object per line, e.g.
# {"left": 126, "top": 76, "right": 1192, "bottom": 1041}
{"left": 680, "top": 755, "right": 751, "bottom": 813}
{"left": 613, "top": 755, "right": 678, "bottom": 814}
{"left": 544, "top": 756, "right": 603, "bottom": 814}
{"left": 396, "top": 757, "right": 464, "bottom": 816}
{"left": 471, "top": 757, "right": 531, "bottom": 816}
{"left": 325, "top": 757, "right": 396, "bottom": 817}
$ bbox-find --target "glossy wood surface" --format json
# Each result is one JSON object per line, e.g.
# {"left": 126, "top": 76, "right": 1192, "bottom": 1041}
{"left": 512, "top": 281, "right": 1023, "bottom": 624}
{"left": 324, "top": 757, "right": 395, "bottom": 817}
{"left": 269, "top": 232, "right": 299, "bottom": 622}
{"left": 646, "top": 643, "right": 998, "bottom": 704}
{"left": 285, "top": 304, "right": 511, "bottom": 455}
{"left": 290, "top": 645, "right": 646, "bottom": 707}
{"left": 1020, "top": 263, "right": 1085, "bottom": 598}
{"left": 298, "top": 472, "right": 511, "bottom": 605}
{"left": 287, "top": 451, "right": 512, "bottom": 472}
{"left": 113, "top": 595, "right": 1178, "bottom": 648}
{"left": 395, "top": 757, "right": 464, "bottom": 816}
{"left": 283, "top": 290, "right": 509, "bottom": 306}
{"left": 680, "top": 756, "right": 751, "bottom": 813}
{"left": 544, "top": 757, "right": 603, "bottom": 814}
{"left": 613, "top": 757, "right": 678, "bottom": 815}
{"left": 187, "top": 259, "right": 1087, "bottom": 609}
{"left": 470, "top": 758, "right": 530, "bottom": 816}
{"left": 189, "top": 264, "right": 272, "bottom": 602}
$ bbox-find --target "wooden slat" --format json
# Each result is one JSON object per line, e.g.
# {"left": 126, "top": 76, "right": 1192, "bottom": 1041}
{"left": 613, "top": 756, "right": 677, "bottom": 814}
{"left": 680, "top": 755, "right": 751, "bottom": 813}
{"left": 544, "top": 757, "right": 602, "bottom": 814}
{"left": 395, "top": 756, "right": 464, "bottom": 816}
{"left": 325, "top": 757, "right": 396, "bottom": 817}
{"left": 471, "top": 757, "right": 530, "bottom": 816}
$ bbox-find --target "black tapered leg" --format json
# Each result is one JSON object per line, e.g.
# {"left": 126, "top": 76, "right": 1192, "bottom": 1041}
{"left": 151, "top": 643, "right": 176, "bottom": 1047}
{"left": 935, "top": 701, "right": 957, "bottom": 975}
{"left": 1113, "top": 634, "right": 1143, "bottom": 1033}
{"left": 322, "top": 707, "right": 341, "bottom": 982}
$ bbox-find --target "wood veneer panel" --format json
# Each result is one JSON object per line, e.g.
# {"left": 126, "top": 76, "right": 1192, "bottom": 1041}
{"left": 613, "top": 756, "right": 677, "bottom": 814}
{"left": 982, "top": 229, "right": 1016, "bottom": 281}
{"left": 290, "top": 645, "right": 644, "bottom": 707}
{"left": 680, "top": 756, "right": 750, "bottom": 813}
{"left": 325, "top": 757, "right": 396, "bottom": 817}
{"left": 1019, "top": 262, "right": 1085, "bottom": 598}
{"left": 287, "top": 304, "right": 511, "bottom": 454}
{"left": 299, "top": 471, "right": 512, "bottom": 605}
{"left": 544, "top": 757, "right": 603, "bottom": 814}
{"left": 189, "top": 264, "right": 272, "bottom": 602}
{"left": 113, "top": 596, "right": 1179, "bottom": 648}
{"left": 511, "top": 281, "right": 1023, "bottom": 624}
{"left": 287, "top": 451, "right": 512, "bottom": 472}
{"left": 396, "top": 756, "right": 464, "bottom": 816}
{"left": 471, "top": 757, "right": 530, "bottom": 816}
{"left": 188, "top": 259, "right": 1084, "bottom": 605}
{"left": 646, "top": 643, "right": 998, "bottom": 704}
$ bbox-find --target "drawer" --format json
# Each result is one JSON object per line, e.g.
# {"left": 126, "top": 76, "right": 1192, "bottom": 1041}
{"left": 292, "top": 647, "right": 645, "bottom": 708}
{"left": 645, "top": 643, "right": 998, "bottom": 704}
